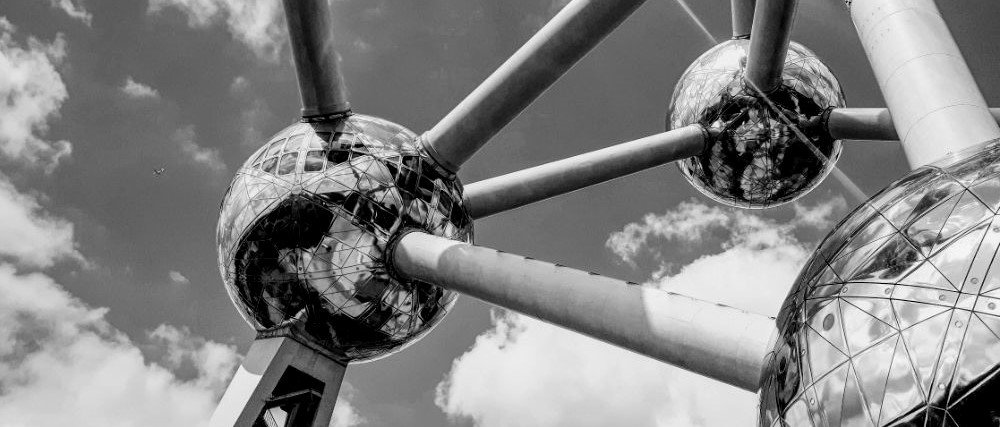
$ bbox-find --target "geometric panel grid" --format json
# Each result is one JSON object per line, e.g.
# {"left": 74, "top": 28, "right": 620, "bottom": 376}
{"left": 217, "top": 114, "right": 473, "bottom": 363}
{"left": 760, "top": 140, "right": 1000, "bottom": 426}
{"left": 669, "top": 39, "right": 846, "bottom": 209}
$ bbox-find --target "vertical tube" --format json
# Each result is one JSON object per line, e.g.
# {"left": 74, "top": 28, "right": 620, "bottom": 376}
{"left": 732, "top": 0, "right": 757, "bottom": 38}
{"left": 848, "top": 0, "right": 1000, "bottom": 168}
{"left": 283, "top": 0, "right": 351, "bottom": 118}
{"left": 420, "top": 0, "right": 649, "bottom": 173}
{"left": 391, "top": 232, "right": 776, "bottom": 391}
{"left": 745, "top": 0, "right": 798, "bottom": 93}
{"left": 465, "top": 125, "right": 707, "bottom": 219}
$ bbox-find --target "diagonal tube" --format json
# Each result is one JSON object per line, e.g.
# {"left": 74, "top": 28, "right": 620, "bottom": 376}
{"left": 732, "top": 0, "right": 757, "bottom": 38}
{"left": 464, "top": 125, "right": 708, "bottom": 219}
{"left": 420, "top": 0, "right": 649, "bottom": 173}
{"left": 847, "top": 0, "right": 1000, "bottom": 168}
{"left": 283, "top": 0, "right": 351, "bottom": 118}
{"left": 390, "top": 231, "right": 777, "bottom": 391}
{"left": 824, "top": 108, "right": 1000, "bottom": 141}
{"left": 744, "top": 0, "right": 798, "bottom": 93}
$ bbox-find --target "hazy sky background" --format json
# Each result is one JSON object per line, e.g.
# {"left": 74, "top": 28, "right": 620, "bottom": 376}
{"left": 0, "top": 0, "right": 998, "bottom": 426}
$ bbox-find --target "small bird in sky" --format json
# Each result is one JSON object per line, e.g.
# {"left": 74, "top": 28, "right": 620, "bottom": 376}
{"left": 153, "top": 168, "right": 166, "bottom": 175}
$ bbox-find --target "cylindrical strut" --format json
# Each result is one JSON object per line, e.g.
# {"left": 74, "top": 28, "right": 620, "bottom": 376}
{"left": 745, "top": 0, "right": 798, "bottom": 93}
{"left": 420, "top": 0, "right": 649, "bottom": 173}
{"left": 283, "top": 0, "right": 351, "bottom": 118}
{"left": 732, "top": 0, "right": 757, "bottom": 38}
{"left": 391, "top": 231, "right": 776, "bottom": 391}
{"left": 848, "top": 0, "right": 1000, "bottom": 168}
{"left": 824, "top": 108, "right": 1000, "bottom": 142}
{"left": 464, "top": 125, "right": 708, "bottom": 219}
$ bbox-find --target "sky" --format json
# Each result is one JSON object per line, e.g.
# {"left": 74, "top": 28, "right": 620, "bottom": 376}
{"left": 0, "top": 0, "right": 998, "bottom": 426}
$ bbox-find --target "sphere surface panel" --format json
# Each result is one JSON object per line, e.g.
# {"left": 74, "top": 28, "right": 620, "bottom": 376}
{"left": 217, "top": 115, "right": 473, "bottom": 362}
{"left": 760, "top": 141, "right": 1000, "bottom": 426}
{"left": 669, "top": 39, "right": 845, "bottom": 209}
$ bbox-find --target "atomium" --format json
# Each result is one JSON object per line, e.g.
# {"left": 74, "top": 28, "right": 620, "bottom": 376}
{"left": 216, "top": 114, "right": 473, "bottom": 362}
{"left": 760, "top": 141, "right": 1000, "bottom": 426}
{"left": 668, "top": 39, "right": 845, "bottom": 209}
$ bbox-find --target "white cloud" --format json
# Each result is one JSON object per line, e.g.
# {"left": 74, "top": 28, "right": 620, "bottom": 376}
{"left": 48, "top": 0, "right": 93, "bottom": 25}
{"left": 605, "top": 199, "right": 730, "bottom": 266}
{"left": 147, "top": 0, "right": 284, "bottom": 61}
{"left": 229, "top": 75, "right": 249, "bottom": 93}
{"left": 121, "top": 76, "right": 160, "bottom": 99}
{"left": 174, "top": 126, "right": 227, "bottom": 174}
{"left": 0, "top": 173, "right": 81, "bottom": 268}
{"left": 330, "top": 394, "right": 363, "bottom": 427}
{"left": 437, "top": 199, "right": 848, "bottom": 427}
{"left": 0, "top": 19, "right": 73, "bottom": 172}
{"left": 168, "top": 270, "right": 189, "bottom": 284}
{"left": 0, "top": 264, "right": 240, "bottom": 426}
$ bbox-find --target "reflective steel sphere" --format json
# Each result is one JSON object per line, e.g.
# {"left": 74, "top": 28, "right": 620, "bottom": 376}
{"left": 668, "top": 39, "right": 845, "bottom": 209}
{"left": 217, "top": 114, "right": 473, "bottom": 362}
{"left": 760, "top": 141, "right": 1000, "bottom": 426}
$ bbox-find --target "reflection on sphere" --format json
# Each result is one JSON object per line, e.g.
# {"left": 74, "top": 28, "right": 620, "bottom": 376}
{"left": 217, "top": 114, "right": 473, "bottom": 362}
{"left": 760, "top": 141, "right": 1000, "bottom": 426}
{"left": 668, "top": 39, "right": 845, "bottom": 209}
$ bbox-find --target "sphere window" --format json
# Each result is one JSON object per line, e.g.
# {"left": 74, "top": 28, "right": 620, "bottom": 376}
{"left": 262, "top": 157, "right": 278, "bottom": 174}
{"left": 278, "top": 152, "right": 298, "bottom": 175}
{"left": 304, "top": 151, "right": 325, "bottom": 172}
{"left": 265, "top": 139, "right": 285, "bottom": 158}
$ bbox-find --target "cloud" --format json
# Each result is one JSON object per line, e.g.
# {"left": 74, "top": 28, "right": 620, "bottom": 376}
{"left": 0, "top": 264, "right": 240, "bottom": 426}
{"left": 0, "top": 19, "right": 73, "bottom": 173}
{"left": 48, "top": 0, "right": 93, "bottom": 25}
{"left": 436, "top": 199, "right": 848, "bottom": 427}
{"left": 121, "top": 76, "right": 160, "bottom": 99}
{"left": 168, "top": 270, "right": 189, "bottom": 284}
{"left": 147, "top": 0, "right": 284, "bottom": 61}
{"left": 0, "top": 173, "right": 82, "bottom": 268}
{"left": 174, "top": 126, "right": 227, "bottom": 174}
{"left": 330, "top": 393, "right": 364, "bottom": 427}
{"left": 229, "top": 75, "right": 249, "bottom": 94}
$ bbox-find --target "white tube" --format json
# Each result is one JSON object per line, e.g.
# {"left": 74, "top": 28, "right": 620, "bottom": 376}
{"left": 464, "top": 125, "right": 707, "bottom": 219}
{"left": 391, "top": 231, "right": 776, "bottom": 391}
{"left": 849, "top": 0, "right": 1000, "bottom": 167}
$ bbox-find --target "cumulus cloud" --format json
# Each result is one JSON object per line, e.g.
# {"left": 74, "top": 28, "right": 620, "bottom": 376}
{"left": 330, "top": 393, "right": 364, "bottom": 427}
{"left": 168, "top": 270, "right": 190, "bottom": 284}
{"left": 0, "top": 19, "right": 73, "bottom": 172}
{"left": 147, "top": 0, "right": 284, "bottom": 61}
{"left": 121, "top": 76, "right": 160, "bottom": 99}
{"left": 48, "top": 0, "right": 93, "bottom": 25}
{"left": 436, "top": 198, "right": 848, "bottom": 427}
{"left": 0, "top": 173, "right": 82, "bottom": 268}
{"left": 0, "top": 264, "right": 241, "bottom": 426}
{"left": 174, "top": 126, "right": 227, "bottom": 174}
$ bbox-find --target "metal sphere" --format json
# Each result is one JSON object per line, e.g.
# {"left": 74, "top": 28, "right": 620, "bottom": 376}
{"left": 668, "top": 39, "right": 845, "bottom": 209}
{"left": 759, "top": 142, "right": 1000, "bottom": 426}
{"left": 217, "top": 114, "right": 473, "bottom": 362}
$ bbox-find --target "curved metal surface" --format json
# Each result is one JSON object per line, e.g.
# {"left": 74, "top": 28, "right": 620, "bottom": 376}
{"left": 761, "top": 140, "right": 1000, "bottom": 426}
{"left": 669, "top": 39, "right": 845, "bottom": 209}
{"left": 217, "top": 115, "right": 473, "bottom": 362}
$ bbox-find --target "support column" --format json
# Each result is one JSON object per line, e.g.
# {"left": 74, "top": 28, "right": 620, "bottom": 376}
{"left": 420, "top": 0, "right": 649, "bottom": 172}
{"left": 745, "top": 0, "right": 798, "bottom": 93}
{"left": 848, "top": 0, "right": 1000, "bottom": 167}
{"left": 210, "top": 335, "right": 347, "bottom": 427}
{"left": 464, "top": 125, "right": 707, "bottom": 219}
{"left": 390, "top": 231, "right": 776, "bottom": 391}
{"left": 283, "top": 0, "right": 351, "bottom": 118}
{"left": 732, "top": 0, "right": 756, "bottom": 38}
